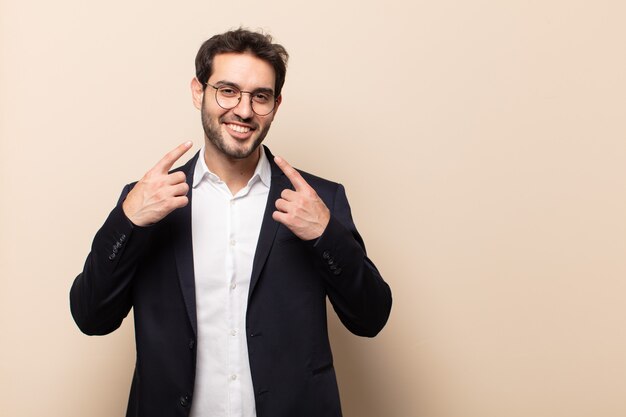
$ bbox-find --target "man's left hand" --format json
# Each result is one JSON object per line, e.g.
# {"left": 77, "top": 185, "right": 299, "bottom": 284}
{"left": 272, "top": 156, "right": 330, "bottom": 241}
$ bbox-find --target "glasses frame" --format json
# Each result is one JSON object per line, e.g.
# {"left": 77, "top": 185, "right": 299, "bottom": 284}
{"left": 205, "top": 82, "right": 278, "bottom": 116}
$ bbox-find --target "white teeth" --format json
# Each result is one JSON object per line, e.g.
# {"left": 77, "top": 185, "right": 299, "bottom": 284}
{"left": 226, "top": 124, "right": 251, "bottom": 133}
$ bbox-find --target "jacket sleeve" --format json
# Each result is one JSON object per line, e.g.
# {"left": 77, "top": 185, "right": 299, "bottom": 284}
{"left": 311, "top": 184, "right": 392, "bottom": 337}
{"left": 69, "top": 184, "right": 152, "bottom": 335}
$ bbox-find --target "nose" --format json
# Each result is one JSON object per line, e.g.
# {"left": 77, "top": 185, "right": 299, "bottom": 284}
{"left": 232, "top": 92, "right": 254, "bottom": 119}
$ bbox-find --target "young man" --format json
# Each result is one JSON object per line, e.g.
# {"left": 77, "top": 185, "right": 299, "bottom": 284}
{"left": 70, "top": 29, "right": 392, "bottom": 417}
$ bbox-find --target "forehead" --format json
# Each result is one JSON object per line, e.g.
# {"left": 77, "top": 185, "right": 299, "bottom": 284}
{"left": 210, "top": 52, "right": 276, "bottom": 90}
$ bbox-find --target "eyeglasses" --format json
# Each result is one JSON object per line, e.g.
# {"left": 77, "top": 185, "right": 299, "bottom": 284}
{"left": 205, "top": 82, "right": 277, "bottom": 116}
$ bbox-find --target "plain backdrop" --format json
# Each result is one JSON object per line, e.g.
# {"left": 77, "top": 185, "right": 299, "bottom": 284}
{"left": 1, "top": 1, "right": 626, "bottom": 416}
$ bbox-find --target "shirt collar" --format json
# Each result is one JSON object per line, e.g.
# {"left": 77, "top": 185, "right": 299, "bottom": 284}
{"left": 192, "top": 145, "right": 271, "bottom": 189}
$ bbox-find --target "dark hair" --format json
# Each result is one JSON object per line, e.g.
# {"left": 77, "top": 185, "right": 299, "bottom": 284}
{"left": 195, "top": 28, "right": 289, "bottom": 97}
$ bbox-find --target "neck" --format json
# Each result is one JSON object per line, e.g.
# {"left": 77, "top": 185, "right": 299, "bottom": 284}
{"left": 203, "top": 142, "right": 261, "bottom": 195}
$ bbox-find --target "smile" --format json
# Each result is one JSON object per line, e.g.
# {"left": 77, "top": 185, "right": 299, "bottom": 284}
{"left": 225, "top": 123, "right": 252, "bottom": 133}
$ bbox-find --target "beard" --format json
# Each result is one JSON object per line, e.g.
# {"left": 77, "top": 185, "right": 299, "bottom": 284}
{"left": 200, "top": 97, "right": 272, "bottom": 160}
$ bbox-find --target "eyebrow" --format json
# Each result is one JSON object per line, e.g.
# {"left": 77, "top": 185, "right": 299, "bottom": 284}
{"left": 212, "top": 80, "right": 275, "bottom": 95}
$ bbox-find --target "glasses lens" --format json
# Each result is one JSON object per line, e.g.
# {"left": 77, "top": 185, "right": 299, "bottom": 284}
{"left": 215, "top": 86, "right": 240, "bottom": 110}
{"left": 250, "top": 92, "right": 275, "bottom": 116}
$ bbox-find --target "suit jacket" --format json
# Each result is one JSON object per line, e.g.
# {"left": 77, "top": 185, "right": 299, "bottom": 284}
{"left": 70, "top": 146, "right": 392, "bottom": 417}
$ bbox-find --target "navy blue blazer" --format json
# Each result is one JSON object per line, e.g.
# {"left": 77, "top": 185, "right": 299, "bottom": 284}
{"left": 70, "top": 146, "right": 392, "bottom": 417}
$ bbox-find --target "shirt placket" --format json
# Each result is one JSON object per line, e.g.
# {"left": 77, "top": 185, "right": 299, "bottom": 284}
{"left": 227, "top": 195, "right": 242, "bottom": 416}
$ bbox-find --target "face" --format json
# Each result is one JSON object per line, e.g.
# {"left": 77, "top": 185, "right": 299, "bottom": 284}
{"left": 192, "top": 53, "right": 281, "bottom": 160}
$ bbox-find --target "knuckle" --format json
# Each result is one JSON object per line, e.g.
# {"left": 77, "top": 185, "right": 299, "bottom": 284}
{"left": 165, "top": 150, "right": 176, "bottom": 160}
{"left": 161, "top": 200, "right": 174, "bottom": 212}
{"left": 154, "top": 190, "right": 165, "bottom": 201}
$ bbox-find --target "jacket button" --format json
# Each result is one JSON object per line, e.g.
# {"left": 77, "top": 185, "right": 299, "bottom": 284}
{"left": 189, "top": 339, "right": 195, "bottom": 350}
{"left": 108, "top": 254, "right": 116, "bottom": 260}
{"left": 322, "top": 251, "right": 331, "bottom": 260}
{"left": 180, "top": 394, "right": 191, "bottom": 407}
{"left": 333, "top": 268, "right": 343, "bottom": 276}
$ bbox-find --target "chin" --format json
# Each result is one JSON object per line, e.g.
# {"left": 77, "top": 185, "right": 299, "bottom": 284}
{"left": 220, "top": 138, "right": 263, "bottom": 160}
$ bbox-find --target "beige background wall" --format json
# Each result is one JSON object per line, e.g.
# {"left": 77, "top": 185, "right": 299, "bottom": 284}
{"left": 2, "top": 1, "right": 625, "bottom": 416}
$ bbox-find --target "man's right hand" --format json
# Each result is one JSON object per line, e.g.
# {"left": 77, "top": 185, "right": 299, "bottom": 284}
{"left": 122, "top": 141, "right": 193, "bottom": 227}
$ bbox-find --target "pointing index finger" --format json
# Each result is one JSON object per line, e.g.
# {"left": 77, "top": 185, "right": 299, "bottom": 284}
{"left": 274, "top": 156, "right": 308, "bottom": 191}
{"left": 154, "top": 141, "right": 193, "bottom": 173}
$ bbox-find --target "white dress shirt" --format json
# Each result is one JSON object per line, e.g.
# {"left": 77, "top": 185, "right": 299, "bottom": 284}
{"left": 189, "top": 147, "right": 270, "bottom": 417}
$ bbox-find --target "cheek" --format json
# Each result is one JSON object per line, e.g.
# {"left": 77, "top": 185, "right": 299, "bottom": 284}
{"left": 259, "top": 113, "right": 275, "bottom": 127}
{"left": 202, "top": 102, "right": 226, "bottom": 123}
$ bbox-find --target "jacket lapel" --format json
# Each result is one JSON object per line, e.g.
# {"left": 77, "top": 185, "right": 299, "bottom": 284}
{"left": 248, "top": 146, "right": 289, "bottom": 300}
{"left": 172, "top": 152, "right": 200, "bottom": 336}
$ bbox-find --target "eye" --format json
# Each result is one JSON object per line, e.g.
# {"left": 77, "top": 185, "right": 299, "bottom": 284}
{"left": 252, "top": 92, "right": 272, "bottom": 103}
{"left": 218, "top": 86, "right": 239, "bottom": 97}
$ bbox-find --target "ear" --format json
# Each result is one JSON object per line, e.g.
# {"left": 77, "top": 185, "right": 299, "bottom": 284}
{"left": 190, "top": 78, "right": 204, "bottom": 110}
{"left": 272, "top": 94, "right": 282, "bottom": 116}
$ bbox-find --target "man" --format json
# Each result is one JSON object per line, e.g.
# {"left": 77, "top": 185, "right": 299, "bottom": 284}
{"left": 70, "top": 29, "right": 392, "bottom": 417}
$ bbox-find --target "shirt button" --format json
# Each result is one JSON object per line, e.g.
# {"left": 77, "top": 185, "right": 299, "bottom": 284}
{"left": 180, "top": 394, "right": 191, "bottom": 407}
{"left": 230, "top": 282, "right": 237, "bottom": 290}
{"left": 230, "top": 329, "right": 238, "bottom": 336}
{"left": 230, "top": 239, "right": 236, "bottom": 246}
{"left": 230, "top": 374, "right": 238, "bottom": 381}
